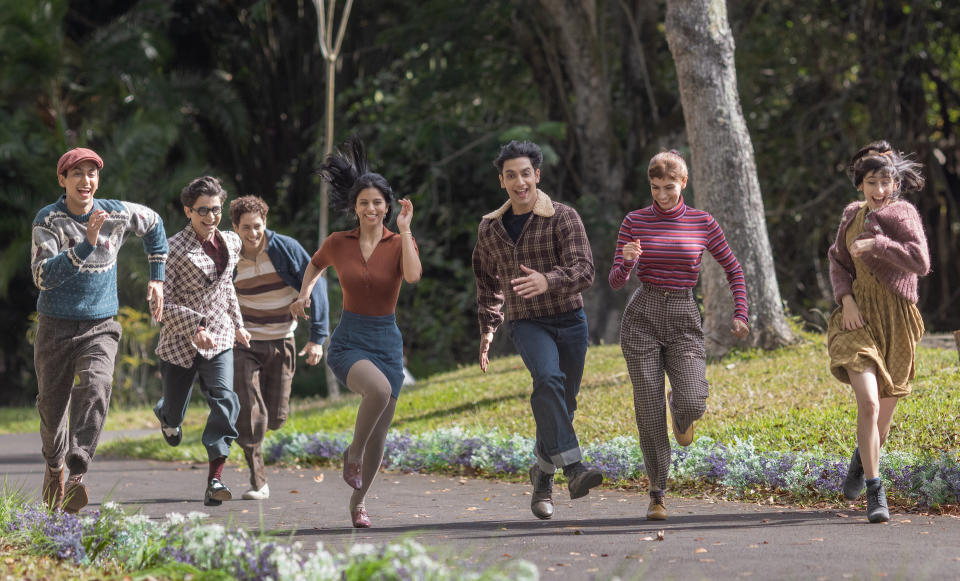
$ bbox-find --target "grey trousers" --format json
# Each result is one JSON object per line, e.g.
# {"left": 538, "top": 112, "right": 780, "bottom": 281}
{"left": 233, "top": 337, "right": 296, "bottom": 488}
{"left": 155, "top": 349, "right": 239, "bottom": 462}
{"left": 35, "top": 315, "right": 122, "bottom": 474}
{"left": 620, "top": 285, "right": 708, "bottom": 491}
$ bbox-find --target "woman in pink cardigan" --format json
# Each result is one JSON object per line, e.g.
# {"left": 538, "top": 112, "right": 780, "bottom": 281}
{"left": 827, "top": 141, "right": 930, "bottom": 523}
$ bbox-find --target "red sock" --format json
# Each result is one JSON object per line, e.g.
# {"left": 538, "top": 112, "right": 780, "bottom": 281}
{"left": 208, "top": 456, "right": 226, "bottom": 481}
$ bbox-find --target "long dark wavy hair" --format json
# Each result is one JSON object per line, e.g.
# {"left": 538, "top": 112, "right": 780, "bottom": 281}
{"left": 318, "top": 136, "right": 394, "bottom": 223}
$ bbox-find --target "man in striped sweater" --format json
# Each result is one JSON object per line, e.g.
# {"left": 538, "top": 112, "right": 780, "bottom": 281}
{"left": 229, "top": 196, "right": 329, "bottom": 500}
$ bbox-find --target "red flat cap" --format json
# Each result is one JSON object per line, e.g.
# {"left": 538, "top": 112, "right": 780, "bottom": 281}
{"left": 57, "top": 148, "right": 104, "bottom": 175}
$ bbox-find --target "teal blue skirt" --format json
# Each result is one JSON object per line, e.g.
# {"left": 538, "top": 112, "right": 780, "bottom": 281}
{"left": 327, "top": 310, "right": 404, "bottom": 399}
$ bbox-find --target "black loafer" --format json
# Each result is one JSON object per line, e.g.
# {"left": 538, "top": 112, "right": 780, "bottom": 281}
{"left": 204, "top": 478, "right": 232, "bottom": 506}
{"left": 567, "top": 466, "right": 603, "bottom": 500}
{"left": 154, "top": 408, "right": 181, "bottom": 447}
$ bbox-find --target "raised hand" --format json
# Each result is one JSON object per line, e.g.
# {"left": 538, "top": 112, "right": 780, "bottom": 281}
{"left": 86, "top": 209, "right": 108, "bottom": 245}
{"left": 397, "top": 198, "right": 414, "bottom": 233}
{"left": 622, "top": 239, "right": 643, "bottom": 261}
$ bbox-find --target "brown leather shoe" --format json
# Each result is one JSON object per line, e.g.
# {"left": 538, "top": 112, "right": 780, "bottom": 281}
{"left": 63, "top": 473, "right": 88, "bottom": 513}
{"left": 529, "top": 465, "right": 554, "bottom": 520}
{"left": 669, "top": 390, "right": 695, "bottom": 447}
{"left": 42, "top": 464, "right": 65, "bottom": 510}
{"left": 647, "top": 496, "right": 668, "bottom": 520}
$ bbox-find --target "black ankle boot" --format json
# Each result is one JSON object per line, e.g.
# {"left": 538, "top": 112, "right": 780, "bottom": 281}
{"left": 866, "top": 479, "right": 889, "bottom": 523}
{"left": 842, "top": 447, "right": 864, "bottom": 500}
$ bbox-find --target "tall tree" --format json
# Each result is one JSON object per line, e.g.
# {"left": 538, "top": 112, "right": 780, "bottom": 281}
{"left": 513, "top": 0, "right": 629, "bottom": 343}
{"left": 664, "top": 0, "right": 794, "bottom": 353}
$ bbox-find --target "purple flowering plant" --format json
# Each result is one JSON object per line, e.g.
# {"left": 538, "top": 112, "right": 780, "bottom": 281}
{"left": 264, "top": 429, "right": 960, "bottom": 507}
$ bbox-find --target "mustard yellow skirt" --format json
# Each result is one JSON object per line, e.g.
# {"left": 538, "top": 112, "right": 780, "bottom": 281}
{"left": 827, "top": 275, "right": 924, "bottom": 398}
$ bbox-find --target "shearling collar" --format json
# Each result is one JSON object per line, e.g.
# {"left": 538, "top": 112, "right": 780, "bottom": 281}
{"left": 482, "top": 189, "right": 556, "bottom": 220}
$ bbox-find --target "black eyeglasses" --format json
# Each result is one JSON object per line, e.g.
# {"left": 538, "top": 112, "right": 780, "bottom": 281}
{"left": 191, "top": 205, "right": 222, "bottom": 217}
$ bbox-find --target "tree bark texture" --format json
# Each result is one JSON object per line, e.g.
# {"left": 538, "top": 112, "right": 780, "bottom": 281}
{"left": 529, "top": 0, "right": 628, "bottom": 344}
{"left": 664, "top": 0, "right": 794, "bottom": 354}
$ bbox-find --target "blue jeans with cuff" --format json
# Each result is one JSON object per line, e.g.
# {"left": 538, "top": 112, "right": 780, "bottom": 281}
{"left": 509, "top": 308, "right": 589, "bottom": 474}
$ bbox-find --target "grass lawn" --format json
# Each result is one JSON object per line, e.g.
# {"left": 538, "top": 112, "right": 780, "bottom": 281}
{"left": 74, "top": 332, "right": 960, "bottom": 463}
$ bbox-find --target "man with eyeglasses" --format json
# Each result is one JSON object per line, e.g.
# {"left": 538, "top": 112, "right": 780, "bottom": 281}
{"left": 154, "top": 175, "right": 251, "bottom": 506}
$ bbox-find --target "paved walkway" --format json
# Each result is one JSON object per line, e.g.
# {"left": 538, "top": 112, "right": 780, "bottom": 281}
{"left": 3, "top": 431, "right": 960, "bottom": 580}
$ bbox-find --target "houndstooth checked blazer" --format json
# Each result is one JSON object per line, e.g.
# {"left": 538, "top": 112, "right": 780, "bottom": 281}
{"left": 156, "top": 225, "right": 244, "bottom": 368}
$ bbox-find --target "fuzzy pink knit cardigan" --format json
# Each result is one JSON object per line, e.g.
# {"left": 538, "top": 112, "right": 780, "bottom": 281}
{"left": 828, "top": 200, "right": 930, "bottom": 305}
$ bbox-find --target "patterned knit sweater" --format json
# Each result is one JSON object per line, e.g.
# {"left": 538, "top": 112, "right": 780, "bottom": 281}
{"left": 828, "top": 200, "right": 930, "bottom": 305}
{"left": 31, "top": 195, "right": 167, "bottom": 320}
{"left": 608, "top": 197, "right": 748, "bottom": 323}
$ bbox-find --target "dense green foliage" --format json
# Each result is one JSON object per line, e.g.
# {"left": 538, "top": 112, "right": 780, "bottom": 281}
{"left": 2, "top": 0, "right": 960, "bottom": 403}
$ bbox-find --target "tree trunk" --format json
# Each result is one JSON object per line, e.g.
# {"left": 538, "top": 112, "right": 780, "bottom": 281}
{"left": 664, "top": 0, "right": 794, "bottom": 354}
{"left": 530, "top": 0, "right": 628, "bottom": 344}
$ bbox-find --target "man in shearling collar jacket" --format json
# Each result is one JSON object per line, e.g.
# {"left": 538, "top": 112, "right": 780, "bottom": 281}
{"left": 472, "top": 140, "right": 603, "bottom": 521}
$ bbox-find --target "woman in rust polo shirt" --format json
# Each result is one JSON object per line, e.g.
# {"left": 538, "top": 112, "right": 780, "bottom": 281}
{"left": 293, "top": 137, "right": 421, "bottom": 528}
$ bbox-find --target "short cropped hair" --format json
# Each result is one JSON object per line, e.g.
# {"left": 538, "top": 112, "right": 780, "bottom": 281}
{"left": 493, "top": 141, "right": 543, "bottom": 172}
{"left": 648, "top": 150, "right": 689, "bottom": 182}
{"left": 229, "top": 195, "right": 269, "bottom": 226}
{"left": 181, "top": 176, "right": 227, "bottom": 208}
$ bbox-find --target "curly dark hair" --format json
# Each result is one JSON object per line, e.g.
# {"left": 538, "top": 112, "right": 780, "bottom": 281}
{"left": 493, "top": 140, "right": 543, "bottom": 172}
{"left": 318, "top": 136, "right": 394, "bottom": 222}
{"left": 229, "top": 195, "right": 269, "bottom": 226}
{"left": 181, "top": 175, "right": 227, "bottom": 208}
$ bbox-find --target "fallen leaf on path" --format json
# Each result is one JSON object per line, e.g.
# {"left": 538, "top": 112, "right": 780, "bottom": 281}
{"left": 313, "top": 475, "right": 324, "bottom": 483}
{"left": 573, "top": 530, "right": 582, "bottom": 535}
{"left": 640, "top": 536, "right": 655, "bottom": 541}
{"left": 290, "top": 490, "right": 299, "bottom": 494}
{"left": 900, "top": 519, "right": 911, "bottom": 523}
{"left": 747, "top": 544, "right": 760, "bottom": 548}
{"left": 810, "top": 538, "right": 824, "bottom": 542}
{"left": 502, "top": 554, "right": 511, "bottom": 558}
{"left": 694, "top": 537, "right": 704, "bottom": 541}
{"left": 694, "top": 548, "right": 708, "bottom": 554}
{"left": 836, "top": 513, "right": 849, "bottom": 518}
{"left": 699, "top": 558, "right": 715, "bottom": 562}
{"left": 569, "top": 552, "right": 581, "bottom": 556}
{"left": 465, "top": 507, "right": 478, "bottom": 511}
{"left": 484, "top": 497, "right": 490, "bottom": 501}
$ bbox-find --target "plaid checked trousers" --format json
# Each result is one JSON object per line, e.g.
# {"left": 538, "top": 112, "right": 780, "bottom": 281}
{"left": 620, "top": 285, "right": 708, "bottom": 491}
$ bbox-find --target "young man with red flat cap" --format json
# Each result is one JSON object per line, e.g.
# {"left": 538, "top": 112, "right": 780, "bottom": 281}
{"left": 31, "top": 147, "right": 168, "bottom": 512}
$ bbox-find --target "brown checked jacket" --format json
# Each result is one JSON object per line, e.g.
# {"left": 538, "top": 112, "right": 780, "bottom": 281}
{"left": 156, "top": 225, "right": 245, "bottom": 368}
{"left": 472, "top": 190, "right": 594, "bottom": 336}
